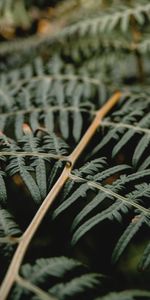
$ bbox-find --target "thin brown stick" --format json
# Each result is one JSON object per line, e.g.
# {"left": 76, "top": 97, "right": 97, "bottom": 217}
{"left": 0, "top": 91, "right": 121, "bottom": 300}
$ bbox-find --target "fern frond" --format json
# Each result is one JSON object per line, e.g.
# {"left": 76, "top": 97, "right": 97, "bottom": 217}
{"left": 71, "top": 201, "right": 131, "bottom": 247}
{"left": 52, "top": 158, "right": 128, "bottom": 219}
{"left": 53, "top": 165, "right": 130, "bottom": 221}
{"left": 138, "top": 156, "right": 150, "bottom": 171}
{"left": 92, "top": 117, "right": 144, "bottom": 155}
{"left": 52, "top": 183, "right": 89, "bottom": 220}
{"left": 42, "top": 133, "right": 69, "bottom": 156}
{"left": 112, "top": 213, "right": 149, "bottom": 264}
{"left": 71, "top": 174, "right": 150, "bottom": 243}
{"left": 70, "top": 174, "right": 150, "bottom": 246}
{"left": 91, "top": 94, "right": 150, "bottom": 166}
{"left": 0, "top": 131, "right": 69, "bottom": 204}
{"left": 7, "top": 161, "right": 41, "bottom": 204}
{"left": 0, "top": 0, "right": 150, "bottom": 295}
{"left": 0, "top": 207, "right": 21, "bottom": 256}
{"left": 20, "top": 126, "right": 47, "bottom": 198}
{"left": 70, "top": 171, "right": 130, "bottom": 232}
{"left": 96, "top": 290, "right": 150, "bottom": 300}
{"left": 132, "top": 133, "right": 150, "bottom": 166}
{"left": 0, "top": 170, "right": 7, "bottom": 204}
{"left": 11, "top": 256, "right": 105, "bottom": 300}
{"left": 0, "top": 208, "right": 21, "bottom": 238}
{"left": 52, "top": 150, "right": 150, "bottom": 250}
{"left": 75, "top": 157, "right": 107, "bottom": 176}
{"left": 59, "top": 2, "right": 150, "bottom": 38}
{"left": 48, "top": 273, "right": 101, "bottom": 300}
{"left": 138, "top": 242, "right": 150, "bottom": 271}
{"left": 91, "top": 164, "right": 131, "bottom": 182}
{"left": 3, "top": 136, "right": 42, "bottom": 204}
{"left": 0, "top": 76, "right": 101, "bottom": 141}
{"left": 21, "top": 257, "right": 85, "bottom": 284}
{"left": 62, "top": 158, "right": 106, "bottom": 201}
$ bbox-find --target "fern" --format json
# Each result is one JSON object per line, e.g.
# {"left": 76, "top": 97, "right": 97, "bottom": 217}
{"left": 0, "top": 88, "right": 150, "bottom": 299}
{"left": 48, "top": 273, "right": 101, "bottom": 300}
{"left": 112, "top": 213, "right": 150, "bottom": 264}
{"left": 0, "top": 170, "right": 7, "bottom": 204}
{"left": 138, "top": 242, "right": 150, "bottom": 271}
{"left": 0, "top": 130, "right": 69, "bottom": 205}
{"left": 0, "top": 0, "right": 150, "bottom": 299}
{"left": 91, "top": 94, "right": 150, "bottom": 167}
{"left": 59, "top": 2, "right": 150, "bottom": 37}
{"left": 0, "top": 76, "right": 99, "bottom": 141}
{"left": 0, "top": 207, "right": 21, "bottom": 258}
{"left": 21, "top": 257, "right": 85, "bottom": 282}
{"left": 0, "top": 208, "right": 21, "bottom": 239}
{"left": 96, "top": 290, "right": 150, "bottom": 300}
{"left": 11, "top": 256, "right": 106, "bottom": 300}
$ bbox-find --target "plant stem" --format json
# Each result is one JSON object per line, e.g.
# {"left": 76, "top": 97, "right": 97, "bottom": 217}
{"left": 15, "top": 275, "right": 55, "bottom": 300}
{"left": 69, "top": 174, "right": 150, "bottom": 214}
{"left": 0, "top": 91, "right": 121, "bottom": 300}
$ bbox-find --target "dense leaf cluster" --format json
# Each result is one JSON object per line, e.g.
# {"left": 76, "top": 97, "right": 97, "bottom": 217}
{"left": 0, "top": 0, "right": 150, "bottom": 299}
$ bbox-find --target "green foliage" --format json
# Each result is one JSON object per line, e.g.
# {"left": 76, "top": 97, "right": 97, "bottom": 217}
{"left": 60, "top": 1, "right": 150, "bottom": 36}
{"left": 0, "top": 0, "right": 150, "bottom": 299}
{"left": 96, "top": 290, "right": 150, "bottom": 300}
{"left": 11, "top": 256, "right": 107, "bottom": 300}
{"left": 0, "top": 0, "right": 30, "bottom": 29}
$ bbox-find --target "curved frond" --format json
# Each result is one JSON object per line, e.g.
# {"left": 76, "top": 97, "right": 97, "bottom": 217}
{"left": 112, "top": 213, "right": 149, "bottom": 264}
{"left": 96, "top": 290, "right": 150, "bottom": 300}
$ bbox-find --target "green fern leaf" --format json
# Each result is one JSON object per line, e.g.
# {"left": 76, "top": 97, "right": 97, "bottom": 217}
{"left": 138, "top": 242, "right": 150, "bottom": 271}
{"left": 132, "top": 134, "right": 150, "bottom": 166}
{"left": 112, "top": 213, "right": 149, "bottom": 264}
{"left": 96, "top": 290, "right": 150, "bottom": 300}
{"left": 21, "top": 257, "right": 85, "bottom": 284}
{"left": 48, "top": 273, "right": 102, "bottom": 300}
{"left": 52, "top": 183, "right": 89, "bottom": 220}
